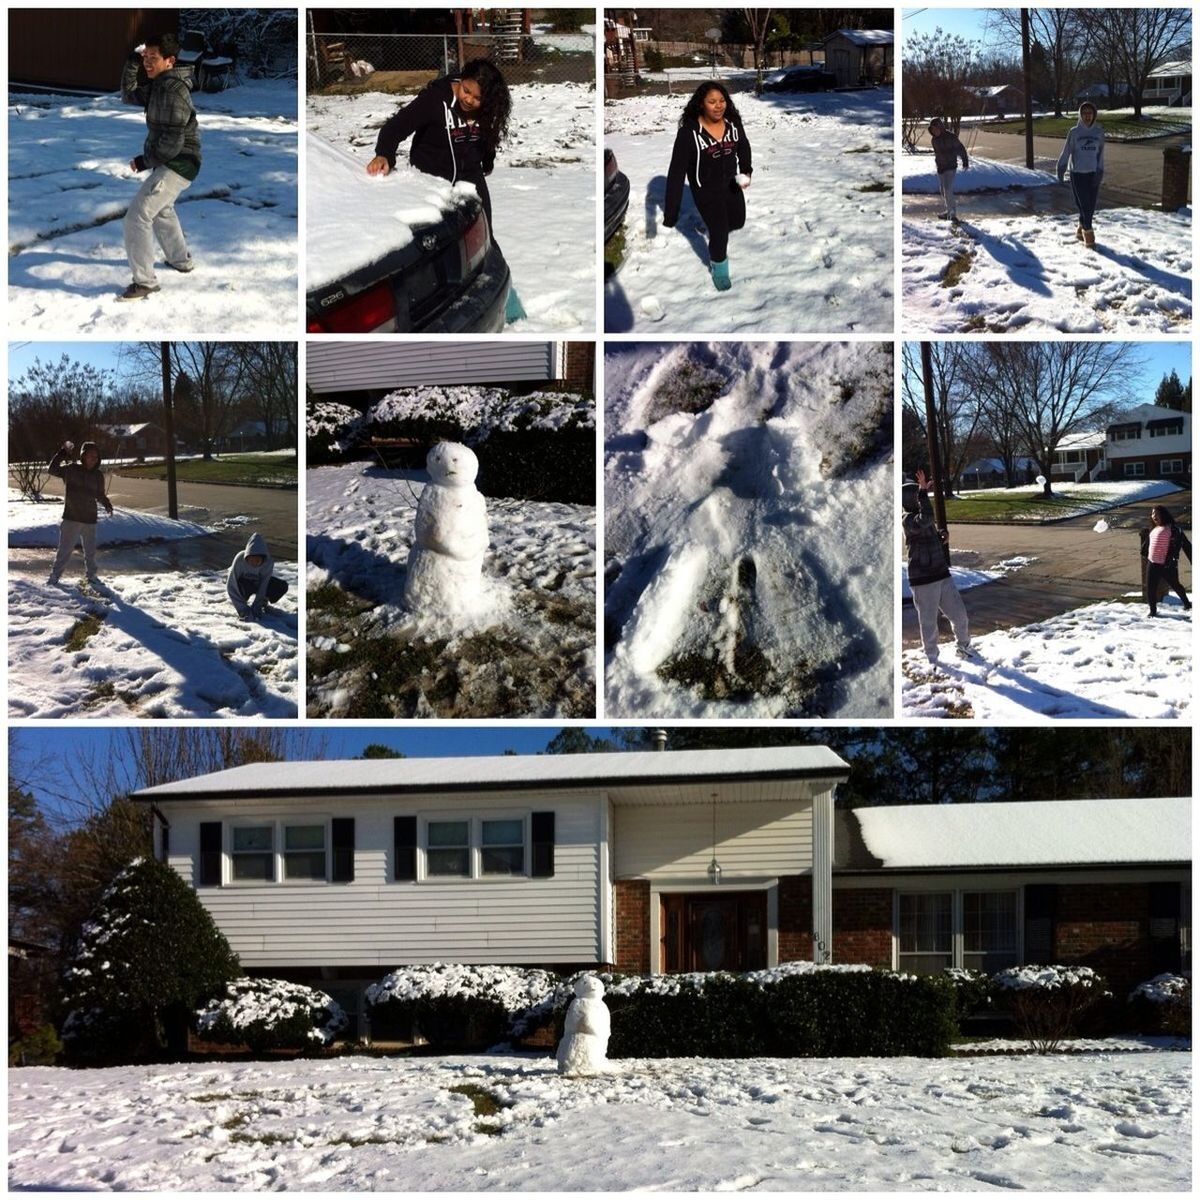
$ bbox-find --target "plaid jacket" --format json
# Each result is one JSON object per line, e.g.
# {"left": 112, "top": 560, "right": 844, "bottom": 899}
{"left": 121, "top": 59, "right": 201, "bottom": 180}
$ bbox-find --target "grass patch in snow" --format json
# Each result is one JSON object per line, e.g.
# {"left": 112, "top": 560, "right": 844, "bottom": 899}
{"left": 941, "top": 249, "right": 974, "bottom": 288}
{"left": 986, "top": 113, "right": 1190, "bottom": 140}
{"left": 855, "top": 180, "right": 891, "bottom": 192}
{"left": 308, "top": 581, "right": 373, "bottom": 621}
{"left": 449, "top": 1083, "right": 505, "bottom": 1135}
{"left": 116, "top": 455, "right": 297, "bottom": 488}
{"left": 64, "top": 612, "right": 104, "bottom": 652}
{"left": 604, "top": 224, "right": 628, "bottom": 275}
{"left": 844, "top": 145, "right": 873, "bottom": 154}
{"left": 945, "top": 489, "right": 1108, "bottom": 522}
{"left": 643, "top": 358, "right": 728, "bottom": 424}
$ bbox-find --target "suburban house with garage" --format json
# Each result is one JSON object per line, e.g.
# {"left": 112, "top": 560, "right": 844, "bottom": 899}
{"left": 134, "top": 750, "right": 1190, "bottom": 1032}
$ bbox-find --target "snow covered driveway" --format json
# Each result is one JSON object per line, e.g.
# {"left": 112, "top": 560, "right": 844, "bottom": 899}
{"left": 606, "top": 89, "right": 893, "bottom": 333}
{"left": 8, "top": 1051, "right": 1190, "bottom": 1191}
{"left": 903, "top": 598, "right": 1192, "bottom": 720}
{"left": 307, "top": 82, "right": 595, "bottom": 333}
{"left": 8, "top": 81, "right": 297, "bottom": 336}
{"left": 903, "top": 207, "right": 1191, "bottom": 333}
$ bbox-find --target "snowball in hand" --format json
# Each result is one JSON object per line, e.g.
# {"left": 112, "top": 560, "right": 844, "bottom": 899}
{"left": 402, "top": 442, "right": 489, "bottom": 616}
{"left": 556, "top": 975, "right": 611, "bottom": 1076}
{"left": 735, "top": 173, "right": 751, "bottom": 188}
{"left": 1093, "top": 518, "right": 1109, "bottom": 533}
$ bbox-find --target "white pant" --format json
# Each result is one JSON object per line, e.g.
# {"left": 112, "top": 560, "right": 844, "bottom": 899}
{"left": 50, "top": 519, "right": 98, "bottom": 580}
{"left": 937, "top": 168, "right": 958, "bottom": 217}
{"left": 124, "top": 166, "right": 191, "bottom": 285}
{"left": 911, "top": 576, "right": 970, "bottom": 663}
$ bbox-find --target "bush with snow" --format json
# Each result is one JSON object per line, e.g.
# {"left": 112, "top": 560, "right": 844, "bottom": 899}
{"left": 942, "top": 966, "right": 994, "bottom": 1027}
{"left": 992, "top": 964, "right": 1109, "bottom": 1052}
{"left": 1128, "top": 973, "right": 1191, "bottom": 1037}
{"left": 306, "top": 400, "right": 367, "bottom": 464}
{"left": 194, "top": 978, "right": 348, "bottom": 1054}
{"left": 179, "top": 8, "right": 298, "bottom": 78}
{"left": 59, "top": 858, "right": 240, "bottom": 1065}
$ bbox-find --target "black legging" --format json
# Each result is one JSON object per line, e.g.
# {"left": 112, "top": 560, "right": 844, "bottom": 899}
{"left": 694, "top": 182, "right": 746, "bottom": 263}
{"left": 237, "top": 575, "right": 288, "bottom": 604}
{"left": 1146, "top": 562, "right": 1189, "bottom": 614}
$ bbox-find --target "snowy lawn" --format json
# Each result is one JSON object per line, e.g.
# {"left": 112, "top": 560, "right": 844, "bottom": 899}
{"left": 8, "top": 498, "right": 210, "bottom": 546}
{"left": 902, "top": 153, "right": 1056, "bottom": 193}
{"left": 902, "top": 557, "right": 1033, "bottom": 599}
{"left": 8, "top": 80, "right": 297, "bottom": 336}
{"left": 903, "top": 207, "right": 1192, "bottom": 333}
{"left": 902, "top": 597, "right": 1191, "bottom": 719}
{"left": 945, "top": 480, "right": 1184, "bottom": 522}
{"left": 605, "top": 342, "right": 893, "bottom": 718}
{"left": 7, "top": 564, "right": 298, "bottom": 719}
{"left": 307, "top": 463, "right": 595, "bottom": 718}
{"left": 307, "top": 82, "right": 595, "bottom": 333}
{"left": 8, "top": 1050, "right": 1190, "bottom": 1191}
{"left": 606, "top": 89, "right": 893, "bottom": 333}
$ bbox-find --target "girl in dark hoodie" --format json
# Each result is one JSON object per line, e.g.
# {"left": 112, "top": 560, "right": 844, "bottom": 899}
{"left": 663, "top": 82, "right": 752, "bottom": 291}
{"left": 46, "top": 440, "right": 113, "bottom": 586}
{"left": 366, "top": 59, "right": 524, "bottom": 320}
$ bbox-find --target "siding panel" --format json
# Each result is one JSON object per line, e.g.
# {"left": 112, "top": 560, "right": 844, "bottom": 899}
{"left": 306, "top": 341, "right": 555, "bottom": 393}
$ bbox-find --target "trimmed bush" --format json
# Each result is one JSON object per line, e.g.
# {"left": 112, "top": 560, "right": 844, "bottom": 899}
{"left": 942, "top": 967, "right": 995, "bottom": 1030}
{"left": 194, "top": 978, "right": 348, "bottom": 1054}
{"left": 59, "top": 858, "right": 240, "bottom": 1065}
{"left": 1128, "top": 974, "right": 1191, "bottom": 1037}
{"left": 307, "top": 399, "right": 366, "bottom": 466}
{"left": 992, "top": 965, "right": 1109, "bottom": 1052}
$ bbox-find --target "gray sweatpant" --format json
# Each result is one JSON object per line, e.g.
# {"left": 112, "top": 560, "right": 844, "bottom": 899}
{"left": 937, "top": 168, "right": 958, "bottom": 217}
{"left": 911, "top": 576, "right": 970, "bottom": 663}
{"left": 50, "top": 519, "right": 98, "bottom": 581}
{"left": 124, "top": 166, "right": 191, "bottom": 286}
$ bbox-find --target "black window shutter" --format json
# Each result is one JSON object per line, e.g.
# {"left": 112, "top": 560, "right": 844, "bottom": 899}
{"left": 1148, "top": 882, "right": 1181, "bottom": 973}
{"left": 395, "top": 816, "right": 417, "bottom": 882}
{"left": 199, "top": 822, "right": 222, "bottom": 887}
{"left": 161, "top": 823, "right": 170, "bottom": 864}
{"left": 1024, "top": 883, "right": 1057, "bottom": 962}
{"left": 331, "top": 818, "right": 355, "bottom": 883}
{"left": 531, "top": 811, "right": 555, "bottom": 878}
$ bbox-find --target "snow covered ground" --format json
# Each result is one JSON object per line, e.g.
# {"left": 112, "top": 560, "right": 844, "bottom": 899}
{"left": 605, "top": 342, "right": 893, "bottom": 718}
{"left": 606, "top": 89, "right": 893, "bottom": 333}
{"left": 903, "top": 597, "right": 1192, "bottom": 720}
{"left": 902, "top": 153, "right": 1056, "bottom": 193}
{"left": 307, "top": 82, "right": 595, "bottom": 332}
{"left": 903, "top": 207, "right": 1192, "bottom": 333}
{"left": 8, "top": 1050, "right": 1190, "bottom": 1191}
{"left": 901, "top": 557, "right": 1033, "bottom": 599}
{"left": 950, "top": 479, "right": 1184, "bottom": 518}
{"left": 8, "top": 80, "right": 297, "bottom": 336}
{"left": 307, "top": 463, "right": 595, "bottom": 718}
{"left": 8, "top": 497, "right": 210, "bottom": 546}
{"left": 7, "top": 564, "right": 298, "bottom": 719}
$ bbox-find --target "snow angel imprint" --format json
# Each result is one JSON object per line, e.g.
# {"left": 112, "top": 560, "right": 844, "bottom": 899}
{"left": 663, "top": 82, "right": 753, "bottom": 292}
{"left": 1057, "top": 102, "right": 1105, "bottom": 249}
{"left": 366, "top": 59, "right": 524, "bottom": 319}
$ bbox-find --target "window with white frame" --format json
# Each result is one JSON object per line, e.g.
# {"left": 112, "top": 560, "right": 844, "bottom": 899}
{"left": 1111, "top": 427, "right": 1140, "bottom": 442}
{"left": 898, "top": 892, "right": 952, "bottom": 973}
{"left": 898, "top": 889, "right": 1020, "bottom": 974}
{"left": 481, "top": 818, "right": 525, "bottom": 875}
{"left": 230, "top": 825, "right": 274, "bottom": 881}
{"left": 283, "top": 823, "right": 327, "bottom": 880}
{"left": 421, "top": 815, "right": 529, "bottom": 880}
{"left": 1124, "top": 462, "right": 1146, "bottom": 477}
{"left": 1160, "top": 459, "right": 1184, "bottom": 474}
{"left": 962, "top": 891, "right": 1019, "bottom": 972}
{"left": 426, "top": 820, "right": 471, "bottom": 877}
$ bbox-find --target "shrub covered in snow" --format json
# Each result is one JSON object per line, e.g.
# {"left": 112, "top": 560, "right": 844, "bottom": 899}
{"left": 59, "top": 858, "right": 240, "bottom": 1065}
{"left": 194, "top": 978, "right": 348, "bottom": 1054}
{"left": 179, "top": 8, "right": 298, "bottom": 78}
{"left": 306, "top": 400, "right": 367, "bottom": 464}
{"left": 1128, "top": 974, "right": 1191, "bottom": 1037}
{"left": 942, "top": 967, "right": 994, "bottom": 1028}
{"left": 992, "top": 965, "right": 1109, "bottom": 1052}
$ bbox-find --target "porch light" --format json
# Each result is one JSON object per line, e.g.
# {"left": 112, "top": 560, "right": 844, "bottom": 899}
{"left": 707, "top": 791, "right": 722, "bottom": 885}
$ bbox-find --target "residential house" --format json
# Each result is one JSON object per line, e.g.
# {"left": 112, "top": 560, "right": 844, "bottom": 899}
{"left": 967, "top": 84, "right": 1024, "bottom": 117}
{"left": 135, "top": 751, "right": 1190, "bottom": 1035}
{"left": 1105, "top": 404, "right": 1191, "bottom": 481}
{"left": 1051, "top": 431, "right": 1107, "bottom": 483}
{"left": 1144, "top": 60, "right": 1191, "bottom": 107}
{"left": 94, "top": 422, "right": 169, "bottom": 462}
{"left": 821, "top": 29, "right": 893, "bottom": 88}
{"left": 959, "top": 457, "right": 1038, "bottom": 490}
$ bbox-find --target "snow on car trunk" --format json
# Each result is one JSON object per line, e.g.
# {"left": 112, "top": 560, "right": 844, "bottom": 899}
{"left": 605, "top": 341, "right": 893, "bottom": 718}
{"left": 605, "top": 88, "right": 894, "bottom": 333}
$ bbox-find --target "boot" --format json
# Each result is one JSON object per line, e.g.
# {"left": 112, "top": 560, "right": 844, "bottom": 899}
{"left": 1083, "top": 228, "right": 1096, "bottom": 249}
{"left": 710, "top": 258, "right": 731, "bottom": 291}
{"left": 1075, "top": 224, "right": 1085, "bottom": 242}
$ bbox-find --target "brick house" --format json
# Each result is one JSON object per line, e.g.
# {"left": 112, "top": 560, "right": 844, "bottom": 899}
{"left": 1104, "top": 404, "right": 1191, "bottom": 482}
{"left": 135, "top": 753, "right": 1189, "bottom": 1029}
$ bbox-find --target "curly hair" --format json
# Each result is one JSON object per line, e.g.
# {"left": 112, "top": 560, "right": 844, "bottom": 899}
{"left": 678, "top": 81, "right": 743, "bottom": 130}
{"left": 1151, "top": 505, "right": 1177, "bottom": 526}
{"left": 460, "top": 58, "right": 512, "bottom": 150}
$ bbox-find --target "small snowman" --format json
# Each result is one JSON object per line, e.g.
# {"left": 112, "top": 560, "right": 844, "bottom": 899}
{"left": 402, "top": 442, "right": 489, "bottom": 615}
{"left": 556, "top": 975, "right": 611, "bottom": 1076}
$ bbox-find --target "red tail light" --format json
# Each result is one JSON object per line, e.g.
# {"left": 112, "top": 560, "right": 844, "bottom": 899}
{"left": 308, "top": 282, "right": 397, "bottom": 333}
{"left": 605, "top": 151, "right": 619, "bottom": 183}
{"left": 461, "top": 211, "right": 490, "bottom": 274}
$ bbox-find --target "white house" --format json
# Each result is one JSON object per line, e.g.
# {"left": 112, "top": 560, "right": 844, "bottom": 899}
{"left": 1051, "top": 430, "right": 1107, "bottom": 482}
{"left": 1105, "top": 404, "right": 1191, "bottom": 481}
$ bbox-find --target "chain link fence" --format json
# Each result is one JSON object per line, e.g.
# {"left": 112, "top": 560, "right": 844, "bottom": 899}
{"left": 307, "top": 32, "right": 595, "bottom": 95}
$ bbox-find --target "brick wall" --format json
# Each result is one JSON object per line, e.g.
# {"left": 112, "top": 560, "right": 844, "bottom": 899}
{"left": 833, "top": 888, "right": 893, "bottom": 968}
{"left": 614, "top": 879, "right": 650, "bottom": 974}
{"left": 778, "top": 875, "right": 813, "bottom": 962}
{"left": 1054, "top": 882, "right": 1156, "bottom": 997}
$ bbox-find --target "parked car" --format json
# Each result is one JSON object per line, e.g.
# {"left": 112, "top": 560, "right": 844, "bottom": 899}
{"left": 306, "top": 134, "right": 511, "bottom": 334}
{"left": 763, "top": 66, "right": 838, "bottom": 93}
{"left": 604, "top": 147, "right": 630, "bottom": 242}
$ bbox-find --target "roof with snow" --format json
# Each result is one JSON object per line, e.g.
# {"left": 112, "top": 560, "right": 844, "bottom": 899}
{"left": 963, "top": 457, "right": 1038, "bottom": 473}
{"left": 1147, "top": 60, "right": 1191, "bottom": 78}
{"left": 98, "top": 423, "right": 156, "bottom": 437}
{"left": 836, "top": 797, "right": 1190, "bottom": 871}
{"left": 134, "top": 746, "right": 852, "bottom": 802}
{"left": 1055, "top": 431, "right": 1106, "bottom": 451}
{"left": 968, "top": 85, "right": 1020, "bottom": 98}
{"left": 825, "top": 29, "right": 893, "bottom": 47}
{"left": 1112, "top": 403, "right": 1188, "bottom": 425}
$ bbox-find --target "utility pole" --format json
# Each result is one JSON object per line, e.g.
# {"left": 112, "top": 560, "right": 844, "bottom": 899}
{"left": 1020, "top": 9, "right": 1035, "bottom": 169}
{"left": 920, "top": 341, "right": 949, "bottom": 545}
{"left": 160, "top": 342, "right": 178, "bottom": 520}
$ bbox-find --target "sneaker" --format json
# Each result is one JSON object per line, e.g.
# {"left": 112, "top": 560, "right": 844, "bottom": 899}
{"left": 46, "top": 573, "right": 61, "bottom": 586}
{"left": 117, "top": 282, "right": 161, "bottom": 301}
{"left": 85, "top": 575, "right": 105, "bottom": 588}
{"left": 168, "top": 258, "right": 195, "bottom": 273}
{"left": 958, "top": 643, "right": 983, "bottom": 662}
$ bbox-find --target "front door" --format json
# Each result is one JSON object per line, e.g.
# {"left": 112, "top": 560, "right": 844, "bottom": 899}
{"left": 660, "top": 892, "right": 767, "bottom": 973}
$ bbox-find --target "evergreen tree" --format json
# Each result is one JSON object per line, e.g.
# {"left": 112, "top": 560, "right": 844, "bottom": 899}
{"left": 358, "top": 743, "right": 405, "bottom": 759}
{"left": 1154, "top": 369, "right": 1186, "bottom": 411}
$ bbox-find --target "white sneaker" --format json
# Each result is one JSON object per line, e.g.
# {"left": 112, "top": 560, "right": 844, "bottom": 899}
{"left": 958, "top": 644, "right": 983, "bottom": 662}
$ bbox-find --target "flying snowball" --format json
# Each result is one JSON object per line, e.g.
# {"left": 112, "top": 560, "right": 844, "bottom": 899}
{"left": 1035, "top": 475, "right": 1047, "bottom": 486}
{"left": 1093, "top": 519, "right": 1109, "bottom": 533}
{"left": 556, "top": 975, "right": 611, "bottom": 1076}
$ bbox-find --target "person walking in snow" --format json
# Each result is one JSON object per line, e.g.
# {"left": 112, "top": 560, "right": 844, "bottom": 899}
{"left": 46, "top": 441, "right": 114, "bottom": 586}
{"left": 1143, "top": 505, "right": 1191, "bottom": 618}
{"left": 663, "top": 82, "right": 752, "bottom": 292}
{"left": 1057, "top": 101, "right": 1104, "bottom": 249}
{"left": 226, "top": 532, "right": 289, "bottom": 619}
{"left": 366, "top": 59, "right": 525, "bottom": 321}
{"left": 118, "top": 33, "right": 200, "bottom": 301}
{"left": 927, "top": 118, "right": 968, "bottom": 223}
{"left": 903, "top": 470, "right": 979, "bottom": 667}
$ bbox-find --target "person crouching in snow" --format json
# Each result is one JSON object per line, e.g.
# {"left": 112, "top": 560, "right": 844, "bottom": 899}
{"left": 365, "top": 60, "right": 525, "bottom": 322}
{"left": 663, "top": 82, "right": 752, "bottom": 292}
{"left": 903, "top": 471, "right": 979, "bottom": 668}
{"left": 927, "top": 118, "right": 968, "bottom": 223}
{"left": 1057, "top": 102, "right": 1104, "bottom": 249}
{"left": 1144, "top": 505, "right": 1192, "bottom": 618}
{"left": 118, "top": 33, "right": 200, "bottom": 301}
{"left": 47, "top": 441, "right": 113, "bottom": 586}
{"left": 227, "top": 533, "right": 288, "bottom": 619}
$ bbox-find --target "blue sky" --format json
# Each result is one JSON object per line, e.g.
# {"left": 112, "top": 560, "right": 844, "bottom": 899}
{"left": 902, "top": 7, "right": 1007, "bottom": 50}
{"left": 9, "top": 341, "right": 133, "bottom": 386}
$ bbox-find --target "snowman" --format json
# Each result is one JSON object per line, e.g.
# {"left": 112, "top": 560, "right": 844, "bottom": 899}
{"left": 402, "top": 442, "right": 489, "bottom": 615}
{"left": 556, "top": 975, "right": 611, "bottom": 1076}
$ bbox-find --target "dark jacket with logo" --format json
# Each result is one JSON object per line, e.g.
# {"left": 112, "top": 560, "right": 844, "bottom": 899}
{"left": 664, "top": 117, "right": 752, "bottom": 226}
{"left": 121, "top": 58, "right": 201, "bottom": 181}
{"left": 903, "top": 490, "right": 951, "bottom": 587}
{"left": 48, "top": 444, "right": 112, "bottom": 525}
{"left": 375, "top": 77, "right": 494, "bottom": 184}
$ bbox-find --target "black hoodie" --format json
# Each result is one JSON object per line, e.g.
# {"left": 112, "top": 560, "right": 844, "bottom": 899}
{"left": 664, "top": 116, "right": 752, "bottom": 226}
{"left": 374, "top": 76, "right": 495, "bottom": 184}
{"left": 48, "top": 442, "right": 112, "bottom": 525}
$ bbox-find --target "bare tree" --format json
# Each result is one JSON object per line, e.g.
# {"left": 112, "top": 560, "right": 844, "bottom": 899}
{"left": 900, "top": 342, "right": 982, "bottom": 494}
{"left": 902, "top": 27, "right": 979, "bottom": 135}
{"left": 8, "top": 354, "right": 114, "bottom": 461}
{"left": 231, "top": 342, "right": 298, "bottom": 448}
{"left": 743, "top": 8, "right": 773, "bottom": 93}
{"left": 1076, "top": 7, "right": 1191, "bottom": 119}
{"left": 987, "top": 9, "right": 1091, "bottom": 117}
